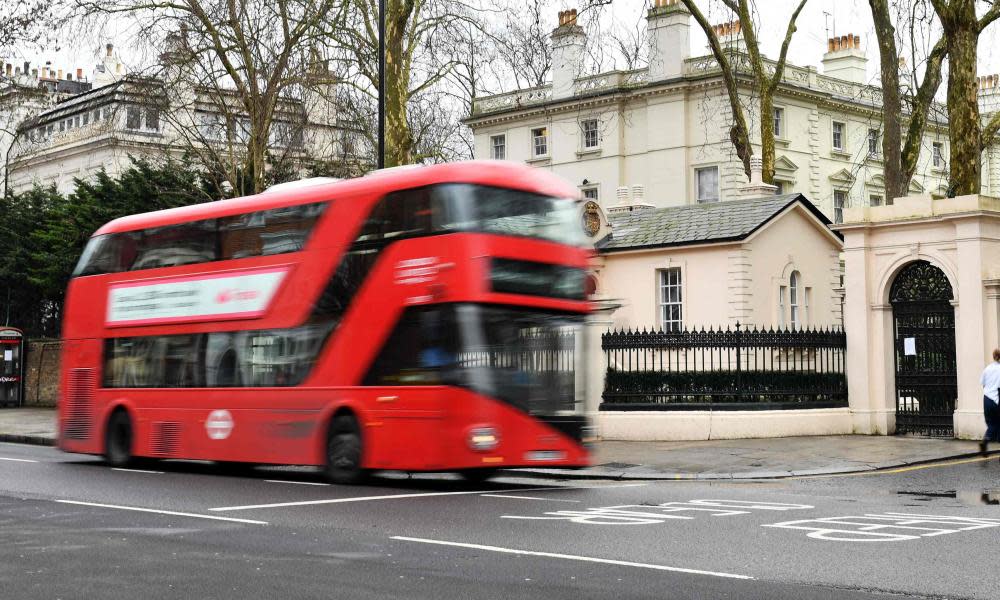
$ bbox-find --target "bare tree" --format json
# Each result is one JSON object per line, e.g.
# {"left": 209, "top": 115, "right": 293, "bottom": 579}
{"left": 929, "top": 0, "right": 1000, "bottom": 195}
{"left": 868, "top": 0, "right": 949, "bottom": 202}
{"left": 0, "top": 0, "right": 57, "bottom": 55}
{"left": 73, "top": 0, "right": 345, "bottom": 195}
{"left": 681, "top": 0, "right": 809, "bottom": 183}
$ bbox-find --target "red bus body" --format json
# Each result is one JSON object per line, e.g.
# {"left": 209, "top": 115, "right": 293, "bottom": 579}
{"left": 58, "top": 161, "right": 593, "bottom": 475}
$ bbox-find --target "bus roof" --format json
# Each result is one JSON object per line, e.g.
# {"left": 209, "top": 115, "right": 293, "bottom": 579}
{"left": 93, "top": 161, "right": 579, "bottom": 236}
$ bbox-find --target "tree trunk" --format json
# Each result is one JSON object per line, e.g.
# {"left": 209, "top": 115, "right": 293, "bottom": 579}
{"left": 945, "top": 22, "right": 981, "bottom": 194}
{"left": 869, "top": 0, "right": 904, "bottom": 202}
{"left": 759, "top": 88, "right": 776, "bottom": 183}
{"left": 384, "top": 0, "right": 416, "bottom": 168}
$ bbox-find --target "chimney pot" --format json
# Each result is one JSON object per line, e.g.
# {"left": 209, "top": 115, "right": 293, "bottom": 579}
{"left": 616, "top": 186, "right": 630, "bottom": 203}
{"left": 57, "top": 68, "right": 63, "bottom": 79}
{"left": 5, "top": 63, "right": 11, "bottom": 76}
{"left": 76, "top": 68, "right": 83, "bottom": 80}
{"left": 67, "top": 73, "right": 73, "bottom": 81}
{"left": 106, "top": 43, "right": 114, "bottom": 57}
{"left": 631, "top": 184, "right": 645, "bottom": 200}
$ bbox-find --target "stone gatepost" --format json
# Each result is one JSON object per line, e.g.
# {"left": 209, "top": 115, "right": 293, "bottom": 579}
{"left": 836, "top": 194, "right": 1000, "bottom": 439}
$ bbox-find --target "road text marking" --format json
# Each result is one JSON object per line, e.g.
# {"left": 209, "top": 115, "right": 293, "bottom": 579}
{"left": 391, "top": 536, "right": 753, "bottom": 580}
{"left": 57, "top": 500, "right": 268, "bottom": 525}
{"left": 0, "top": 456, "right": 38, "bottom": 463}
{"left": 763, "top": 512, "right": 1000, "bottom": 542}
{"left": 503, "top": 499, "right": 814, "bottom": 525}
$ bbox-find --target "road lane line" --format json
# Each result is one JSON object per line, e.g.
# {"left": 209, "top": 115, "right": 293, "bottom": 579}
{"left": 390, "top": 536, "right": 754, "bottom": 580}
{"left": 209, "top": 486, "right": 575, "bottom": 512}
{"left": 111, "top": 468, "right": 164, "bottom": 474}
{"left": 265, "top": 479, "right": 331, "bottom": 486}
{"left": 57, "top": 500, "right": 268, "bottom": 525}
{"left": 0, "top": 456, "right": 39, "bottom": 463}
{"left": 480, "top": 494, "right": 581, "bottom": 502}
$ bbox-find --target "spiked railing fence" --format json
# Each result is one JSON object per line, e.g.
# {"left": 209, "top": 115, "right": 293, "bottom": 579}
{"left": 601, "top": 323, "right": 847, "bottom": 410}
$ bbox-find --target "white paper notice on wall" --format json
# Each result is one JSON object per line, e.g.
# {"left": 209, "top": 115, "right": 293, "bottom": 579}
{"left": 904, "top": 337, "right": 917, "bottom": 356}
{"left": 3, "top": 350, "right": 11, "bottom": 362}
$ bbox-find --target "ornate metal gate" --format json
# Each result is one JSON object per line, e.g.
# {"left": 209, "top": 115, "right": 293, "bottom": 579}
{"left": 890, "top": 261, "right": 956, "bottom": 437}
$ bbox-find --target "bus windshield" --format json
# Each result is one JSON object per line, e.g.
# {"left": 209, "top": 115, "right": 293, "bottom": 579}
{"left": 435, "top": 184, "right": 586, "bottom": 247}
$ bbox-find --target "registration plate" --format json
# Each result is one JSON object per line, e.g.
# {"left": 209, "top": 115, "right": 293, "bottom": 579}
{"left": 525, "top": 450, "right": 566, "bottom": 462}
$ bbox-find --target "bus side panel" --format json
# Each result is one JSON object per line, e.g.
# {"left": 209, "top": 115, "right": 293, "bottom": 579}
{"left": 358, "top": 387, "right": 446, "bottom": 471}
{"left": 58, "top": 338, "right": 107, "bottom": 456}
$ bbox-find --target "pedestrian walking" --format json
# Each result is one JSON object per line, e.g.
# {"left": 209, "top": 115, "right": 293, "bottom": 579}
{"left": 979, "top": 349, "right": 1000, "bottom": 455}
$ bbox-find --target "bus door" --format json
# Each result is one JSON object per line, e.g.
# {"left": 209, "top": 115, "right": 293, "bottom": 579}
{"left": 0, "top": 328, "right": 24, "bottom": 407}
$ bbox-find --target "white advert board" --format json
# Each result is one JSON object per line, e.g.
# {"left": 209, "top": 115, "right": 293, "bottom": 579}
{"left": 106, "top": 266, "right": 289, "bottom": 327}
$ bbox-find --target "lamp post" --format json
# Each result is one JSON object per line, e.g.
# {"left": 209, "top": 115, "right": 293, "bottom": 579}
{"left": 377, "top": 0, "right": 386, "bottom": 170}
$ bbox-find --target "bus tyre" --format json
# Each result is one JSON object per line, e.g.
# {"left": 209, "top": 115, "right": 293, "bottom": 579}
{"left": 459, "top": 468, "right": 500, "bottom": 483}
{"left": 104, "top": 410, "right": 134, "bottom": 468}
{"left": 325, "top": 415, "right": 365, "bottom": 485}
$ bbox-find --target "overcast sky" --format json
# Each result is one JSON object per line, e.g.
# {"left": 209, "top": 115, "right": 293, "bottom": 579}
{"left": 9, "top": 0, "right": 1000, "bottom": 90}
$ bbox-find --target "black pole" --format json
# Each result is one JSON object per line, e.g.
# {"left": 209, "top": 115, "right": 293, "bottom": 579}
{"left": 377, "top": 0, "right": 386, "bottom": 169}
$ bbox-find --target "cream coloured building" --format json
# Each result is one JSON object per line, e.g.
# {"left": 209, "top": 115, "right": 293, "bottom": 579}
{"left": 464, "top": 2, "right": 1000, "bottom": 224}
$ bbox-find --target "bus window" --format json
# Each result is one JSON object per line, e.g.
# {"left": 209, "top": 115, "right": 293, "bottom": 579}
{"left": 131, "top": 220, "right": 217, "bottom": 270}
{"left": 219, "top": 202, "right": 326, "bottom": 259}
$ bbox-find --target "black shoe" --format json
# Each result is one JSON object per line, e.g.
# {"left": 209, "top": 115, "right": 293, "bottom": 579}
{"left": 980, "top": 440, "right": 989, "bottom": 456}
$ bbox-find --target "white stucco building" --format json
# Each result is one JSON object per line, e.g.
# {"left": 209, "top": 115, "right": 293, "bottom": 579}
{"left": 464, "top": 1, "right": 1000, "bottom": 224}
{"left": 3, "top": 44, "right": 358, "bottom": 194}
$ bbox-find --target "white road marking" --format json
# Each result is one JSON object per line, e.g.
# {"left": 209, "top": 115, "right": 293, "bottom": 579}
{"left": 390, "top": 536, "right": 754, "bottom": 580}
{"left": 57, "top": 500, "right": 268, "bottom": 525}
{"left": 265, "top": 479, "right": 331, "bottom": 487}
{"left": 480, "top": 494, "right": 581, "bottom": 503}
{"left": 210, "top": 488, "right": 545, "bottom": 512}
{"left": 0, "top": 456, "right": 38, "bottom": 463}
{"left": 111, "top": 468, "right": 163, "bottom": 474}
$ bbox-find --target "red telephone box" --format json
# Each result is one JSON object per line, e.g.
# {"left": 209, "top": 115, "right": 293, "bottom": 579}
{"left": 0, "top": 327, "right": 24, "bottom": 407}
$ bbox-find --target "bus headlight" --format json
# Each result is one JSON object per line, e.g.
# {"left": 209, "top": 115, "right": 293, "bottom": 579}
{"left": 468, "top": 427, "right": 499, "bottom": 451}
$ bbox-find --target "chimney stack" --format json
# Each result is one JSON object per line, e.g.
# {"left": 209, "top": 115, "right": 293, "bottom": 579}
{"left": 607, "top": 183, "right": 655, "bottom": 215}
{"left": 551, "top": 8, "right": 586, "bottom": 100}
{"left": 978, "top": 73, "right": 1000, "bottom": 113}
{"left": 822, "top": 34, "right": 867, "bottom": 84}
{"left": 646, "top": 0, "right": 690, "bottom": 82}
{"left": 710, "top": 20, "right": 745, "bottom": 52}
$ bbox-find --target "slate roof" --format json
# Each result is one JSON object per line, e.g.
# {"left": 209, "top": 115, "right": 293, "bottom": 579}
{"left": 597, "top": 193, "right": 838, "bottom": 252}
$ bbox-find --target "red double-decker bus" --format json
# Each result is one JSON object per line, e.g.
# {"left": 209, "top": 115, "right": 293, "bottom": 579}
{"left": 58, "top": 161, "right": 593, "bottom": 483}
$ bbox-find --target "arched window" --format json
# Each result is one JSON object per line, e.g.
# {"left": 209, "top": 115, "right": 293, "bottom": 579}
{"left": 789, "top": 271, "right": 801, "bottom": 329}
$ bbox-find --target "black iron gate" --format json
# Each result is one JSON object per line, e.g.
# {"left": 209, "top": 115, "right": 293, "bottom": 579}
{"left": 890, "top": 261, "right": 956, "bottom": 437}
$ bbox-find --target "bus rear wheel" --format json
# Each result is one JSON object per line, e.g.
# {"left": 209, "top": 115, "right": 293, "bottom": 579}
{"left": 325, "top": 415, "right": 366, "bottom": 485}
{"left": 104, "top": 409, "right": 134, "bottom": 468}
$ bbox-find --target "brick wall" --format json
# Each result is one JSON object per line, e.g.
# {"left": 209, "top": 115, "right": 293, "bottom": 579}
{"left": 24, "top": 340, "right": 61, "bottom": 407}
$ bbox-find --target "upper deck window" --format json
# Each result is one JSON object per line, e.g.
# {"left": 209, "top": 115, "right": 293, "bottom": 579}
{"left": 73, "top": 201, "right": 327, "bottom": 277}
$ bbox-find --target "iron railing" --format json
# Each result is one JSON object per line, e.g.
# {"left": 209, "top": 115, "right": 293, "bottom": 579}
{"left": 602, "top": 323, "right": 847, "bottom": 410}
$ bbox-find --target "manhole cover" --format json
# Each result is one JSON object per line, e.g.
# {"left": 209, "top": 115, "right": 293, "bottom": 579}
{"left": 599, "top": 462, "right": 639, "bottom": 469}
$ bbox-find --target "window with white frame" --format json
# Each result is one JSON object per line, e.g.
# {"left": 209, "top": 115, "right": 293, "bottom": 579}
{"left": 659, "top": 268, "right": 683, "bottom": 332}
{"left": 773, "top": 107, "right": 784, "bottom": 138}
{"left": 581, "top": 119, "right": 599, "bottom": 149}
{"left": 778, "top": 285, "right": 787, "bottom": 328}
{"left": 789, "top": 271, "right": 801, "bottom": 329}
{"left": 695, "top": 166, "right": 720, "bottom": 203}
{"left": 867, "top": 128, "right": 879, "bottom": 156}
{"left": 869, "top": 194, "right": 883, "bottom": 207}
{"left": 832, "top": 121, "right": 845, "bottom": 151}
{"left": 582, "top": 187, "right": 599, "bottom": 200}
{"left": 531, "top": 127, "right": 548, "bottom": 157}
{"left": 933, "top": 142, "right": 945, "bottom": 168}
{"left": 490, "top": 134, "right": 506, "bottom": 160}
{"left": 833, "top": 190, "right": 847, "bottom": 224}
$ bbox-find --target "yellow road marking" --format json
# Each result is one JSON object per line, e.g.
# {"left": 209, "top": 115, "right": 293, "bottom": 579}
{"left": 794, "top": 455, "right": 996, "bottom": 479}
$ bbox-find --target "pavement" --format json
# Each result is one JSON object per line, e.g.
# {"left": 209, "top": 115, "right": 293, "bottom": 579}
{"left": 1, "top": 407, "right": 992, "bottom": 480}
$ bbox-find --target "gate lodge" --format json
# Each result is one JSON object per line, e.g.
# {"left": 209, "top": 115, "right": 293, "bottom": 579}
{"left": 839, "top": 194, "right": 1000, "bottom": 439}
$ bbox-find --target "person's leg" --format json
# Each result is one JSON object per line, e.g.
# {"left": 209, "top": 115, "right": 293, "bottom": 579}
{"left": 983, "top": 396, "right": 997, "bottom": 454}
{"left": 988, "top": 398, "right": 1000, "bottom": 443}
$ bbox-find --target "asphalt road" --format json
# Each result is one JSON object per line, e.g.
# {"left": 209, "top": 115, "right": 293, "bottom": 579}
{"left": 1, "top": 442, "right": 998, "bottom": 600}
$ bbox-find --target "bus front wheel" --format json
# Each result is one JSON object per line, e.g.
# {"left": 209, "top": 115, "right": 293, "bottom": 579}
{"left": 104, "top": 409, "right": 134, "bottom": 468}
{"left": 325, "top": 415, "right": 366, "bottom": 485}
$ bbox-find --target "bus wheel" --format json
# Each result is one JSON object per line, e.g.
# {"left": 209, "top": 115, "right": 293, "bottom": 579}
{"left": 104, "top": 410, "right": 134, "bottom": 468}
{"left": 325, "top": 415, "right": 365, "bottom": 485}
{"left": 458, "top": 468, "right": 500, "bottom": 483}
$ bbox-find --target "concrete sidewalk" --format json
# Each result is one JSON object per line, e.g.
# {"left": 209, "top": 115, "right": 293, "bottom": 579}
{"left": 0, "top": 407, "right": 991, "bottom": 480}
